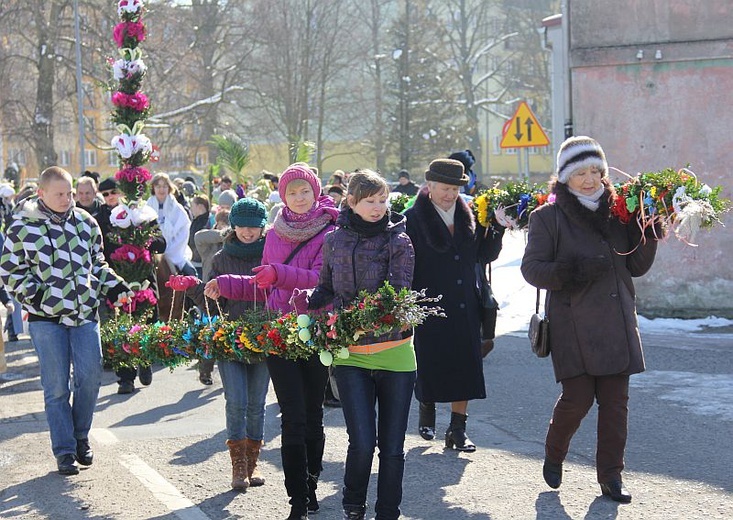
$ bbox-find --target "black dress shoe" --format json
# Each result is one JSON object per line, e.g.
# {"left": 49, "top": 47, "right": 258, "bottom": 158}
{"left": 600, "top": 480, "right": 632, "bottom": 503}
{"left": 543, "top": 459, "right": 563, "bottom": 489}
{"left": 57, "top": 454, "right": 79, "bottom": 475}
{"left": 117, "top": 380, "right": 135, "bottom": 394}
{"left": 8, "top": 334, "right": 18, "bottom": 342}
{"left": 138, "top": 365, "right": 153, "bottom": 386}
{"left": 76, "top": 438, "right": 93, "bottom": 466}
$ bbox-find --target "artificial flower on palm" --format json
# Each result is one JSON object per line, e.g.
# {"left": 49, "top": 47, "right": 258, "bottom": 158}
{"left": 472, "top": 181, "right": 549, "bottom": 230}
{"left": 611, "top": 167, "right": 729, "bottom": 244}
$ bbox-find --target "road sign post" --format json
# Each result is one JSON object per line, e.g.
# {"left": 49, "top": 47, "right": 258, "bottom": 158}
{"left": 500, "top": 101, "right": 550, "bottom": 180}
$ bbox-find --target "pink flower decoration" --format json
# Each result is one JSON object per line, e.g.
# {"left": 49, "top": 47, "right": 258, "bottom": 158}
{"left": 110, "top": 244, "right": 152, "bottom": 264}
{"left": 129, "top": 324, "right": 142, "bottom": 334}
{"left": 111, "top": 91, "right": 149, "bottom": 112}
{"left": 115, "top": 166, "right": 151, "bottom": 183}
{"left": 113, "top": 22, "right": 146, "bottom": 48}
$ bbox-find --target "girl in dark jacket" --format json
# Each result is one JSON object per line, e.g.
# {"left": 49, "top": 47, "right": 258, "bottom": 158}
{"left": 521, "top": 136, "right": 659, "bottom": 503}
{"left": 404, "top": 159, "right": 504, "bottom": 452}
{"left": 294, "top": 169, "right": 415, "bottom": 520}
{"left": 192, "top": 197, "right": 270, "bottom": 491}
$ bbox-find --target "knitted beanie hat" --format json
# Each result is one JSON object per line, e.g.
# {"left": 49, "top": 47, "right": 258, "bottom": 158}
{"left": 278, "top": 162, "right": 322, "bottom": 201}
{"left": 218, "top": 189, "right": 238, "bottom": 208}
{"left": 556, "top": 136, "right": 608, "bottom": 184}
{"left": 425, "top": 158, "right": 469, "bottom": 186}
{"left": 229, "top": 197, "right": 267, "bottom": 228}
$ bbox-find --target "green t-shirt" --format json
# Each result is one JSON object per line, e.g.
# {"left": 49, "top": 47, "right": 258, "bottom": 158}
{"left": 332, "top": 338, "right": 416, "bottom": 372}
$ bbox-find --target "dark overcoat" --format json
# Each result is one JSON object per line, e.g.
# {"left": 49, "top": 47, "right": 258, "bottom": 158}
{"left": 405, "top": 188, "right": 503, "bottom": 402}
{"left": 521, "top": 184, "right": 657, "bottom": 382}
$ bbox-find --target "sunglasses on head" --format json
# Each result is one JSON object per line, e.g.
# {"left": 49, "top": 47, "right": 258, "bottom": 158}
{"left": 101, "top": 190, "right": 119, "bottom": 197}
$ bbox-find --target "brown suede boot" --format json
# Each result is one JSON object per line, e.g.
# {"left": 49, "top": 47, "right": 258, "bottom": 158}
{"left": 226, "top": 439, "right": 249, "bottom": 490}
{"left": 245, "top": 438, "right": 265, "bottom": 487}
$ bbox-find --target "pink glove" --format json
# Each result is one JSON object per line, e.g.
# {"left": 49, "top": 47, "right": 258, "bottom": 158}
{"left": 289, "top": 288, "right": 309, "bottom": 315}
{"left": 251, "top": 265, "right": 277, "bottom": 288}
{"left": 165, "top": 275, "right": 200, "bottom": 292}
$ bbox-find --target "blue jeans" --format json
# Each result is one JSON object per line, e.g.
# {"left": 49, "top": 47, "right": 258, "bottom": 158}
{"left": 29, "top": 320, "right": 102, "bottom": 458}
{"left": 217, "top": 360, "right": 270, "bottom": 441}
{"left": 334, "top": 365, "right": 416, "bottom": 520}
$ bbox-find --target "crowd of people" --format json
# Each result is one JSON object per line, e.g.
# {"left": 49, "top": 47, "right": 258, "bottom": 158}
{"left": 0, "top": 136, "right": 659, "bottom": 518}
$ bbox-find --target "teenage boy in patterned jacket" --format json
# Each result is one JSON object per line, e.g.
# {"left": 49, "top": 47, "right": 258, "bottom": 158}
{"left": 0, "top": 166, "right": 132, "bottom": 476}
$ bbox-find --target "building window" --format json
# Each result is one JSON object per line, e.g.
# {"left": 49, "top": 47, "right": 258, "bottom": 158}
{"left": 195, "top": 151, "right": 208, "bottom": 167}
{"left": 505, "top": 147, "right": 518, "bottom": 156}
{"left": 59, "top": 150, "right": 71, "bottom": 166}
{"left": 108, "top": 151, "right": 119, "bottom": 167}
{"left": 85, "top": 149, "right": 97, "bottom": 167}
{"left": 492, "top": 136, "right": 502, "bottom": 155}
{"left": 169, "top": 151, "right": 185, "bottom": 168}
{"left": 8, "top": 149, "right": 26, "bottom": 166}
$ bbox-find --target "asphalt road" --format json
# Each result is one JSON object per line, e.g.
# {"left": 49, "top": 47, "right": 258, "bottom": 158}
{"left": 1, "top": 326, "right": 732, "bottom": 519}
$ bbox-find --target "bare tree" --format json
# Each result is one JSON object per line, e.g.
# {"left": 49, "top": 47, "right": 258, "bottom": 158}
{"left": 387, "top": 0, "right": 469, "bottom": 171}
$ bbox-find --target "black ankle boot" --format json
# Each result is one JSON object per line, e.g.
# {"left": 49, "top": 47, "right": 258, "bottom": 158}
{"left": 445, "top": 412, "right": 476, "bottom": 452}
{"left": 600, "top": 480, "right": 632, "bottom": 503}
{"left": 418, "top": 401, "right": 436, "bottom": 440}
{"left": 543, "top": 459, "right": 563, "bottom": 489}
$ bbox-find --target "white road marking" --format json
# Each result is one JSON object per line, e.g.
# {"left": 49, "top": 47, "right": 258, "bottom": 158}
{"left": 90, "top": 428, "right": 210, "bottom": 520}
{"left": 118, "top": 453, "right": 211, "bottom": 520}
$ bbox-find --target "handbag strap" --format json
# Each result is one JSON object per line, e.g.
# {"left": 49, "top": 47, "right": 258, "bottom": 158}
{"left": 283, "top": 234, "right": 316, "bottom": 266}
{"left": 536, "top": 207, "right": 560, "bottom": 313}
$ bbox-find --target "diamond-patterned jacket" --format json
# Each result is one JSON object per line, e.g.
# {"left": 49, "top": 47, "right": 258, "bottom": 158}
{"left": 0, "top": 198, "right": 124, "bottom": 326}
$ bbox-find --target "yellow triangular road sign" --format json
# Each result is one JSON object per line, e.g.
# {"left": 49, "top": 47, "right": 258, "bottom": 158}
{"left": 500, "top": 101, "right": 550, "bottom": 148}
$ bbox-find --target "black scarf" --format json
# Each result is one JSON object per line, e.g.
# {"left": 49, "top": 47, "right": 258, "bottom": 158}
{"left": 222, "top": 233, "right": 266, "bottom": 259}
{"left": 346, "top": 208, "right": 389, "bottom": 237}
{"left": 37, "top": 199, "right": 73, "bottom": 225}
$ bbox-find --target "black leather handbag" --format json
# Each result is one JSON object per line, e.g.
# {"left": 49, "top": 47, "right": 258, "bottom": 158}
{"left": 475, "top": 263, "right": 498, "bottom": 341}
{"left": 528, "top": 291, "right": 550, "bottom": 357}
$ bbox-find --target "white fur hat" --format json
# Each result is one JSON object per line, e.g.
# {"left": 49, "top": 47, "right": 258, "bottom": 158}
{"left": 556, "top": 136, "right": 608, "bottom": 184}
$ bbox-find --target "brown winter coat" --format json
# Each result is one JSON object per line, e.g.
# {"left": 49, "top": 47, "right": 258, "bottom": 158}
{"left": 521, "top": 183, "right": 657, "bottom": 382}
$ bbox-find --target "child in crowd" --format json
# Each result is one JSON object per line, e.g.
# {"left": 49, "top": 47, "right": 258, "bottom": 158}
{"left": 294, "top": 169, "right": 416, "bottom": 520}
{"left": 205, "top": 163, "right": 338, "bottom": 520}
{"left": 191, "top": 198, "right": 271, "bottom": 490}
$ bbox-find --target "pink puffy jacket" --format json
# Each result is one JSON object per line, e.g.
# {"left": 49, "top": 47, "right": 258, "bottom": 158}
{"left": 217, "top": 225, "right": 334, "bottom": 313}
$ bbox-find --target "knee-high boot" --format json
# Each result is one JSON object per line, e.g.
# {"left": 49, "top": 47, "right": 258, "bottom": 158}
{"left": 281, "top": 444, "right": 309, "bottom": 519}
{"left": 306, "top": 437, "right": 325, "bottom": 514}
{"left": 226, "top": 439, "right": 249, "bottom": 490}
{"left": 445, "top": 412, "right": 476, "bottom": 452}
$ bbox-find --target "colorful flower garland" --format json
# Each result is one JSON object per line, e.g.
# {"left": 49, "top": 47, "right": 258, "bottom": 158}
{"left": 471, "top": 170, "right": 728, "bottom": 243}
{"left": 101, "top": 282, "right": 445, "bottom": 370}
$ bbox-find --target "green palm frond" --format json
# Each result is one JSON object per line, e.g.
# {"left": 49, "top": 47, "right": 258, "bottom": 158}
{"left": 208, "top": 134, "right": 250, "bottom": 183}
{"left": 291, "top": 140, "right": 316, "bottom": 164}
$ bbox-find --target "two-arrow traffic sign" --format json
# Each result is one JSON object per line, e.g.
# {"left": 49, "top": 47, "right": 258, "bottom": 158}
{"left": 500, "top": 101, "right": 550, "bottom": 149}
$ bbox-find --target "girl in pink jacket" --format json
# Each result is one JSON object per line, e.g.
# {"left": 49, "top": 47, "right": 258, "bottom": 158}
{"left": 205, "top": 163, "right": 337, "bottom": 520}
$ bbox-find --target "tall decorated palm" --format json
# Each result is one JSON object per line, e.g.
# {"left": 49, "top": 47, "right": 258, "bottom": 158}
{"left": 103, "top": 0, "right": 162, "bottom": 334}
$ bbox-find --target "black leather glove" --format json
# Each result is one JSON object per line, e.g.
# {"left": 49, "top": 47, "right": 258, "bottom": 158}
{"left": 106, "top": 281, "right": 133, "bottom": 305}
{"left": 554, "top": 261, "right": 575, "bottom": 283}
{"left": 574, "top": 255, "right": 612, "bottom": 283}
{"left": 148, "top": 236, "right": 167, "bottom": 254}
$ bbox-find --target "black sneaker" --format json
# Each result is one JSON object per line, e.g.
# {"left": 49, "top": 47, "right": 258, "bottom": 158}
{"left": 57, "top": 454, "right": 79, "bottom": 475}
{"left": 138, "top": 365, "right": 153, "bottom": 386}
{"left": 117, "top": 380, "right": 135, "bottom": 394}
{"left": 8, "top": 334, "right": 18, "bottom": 342}
{"left": 76, "top": 438, "right": 93, "bottom": 466}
